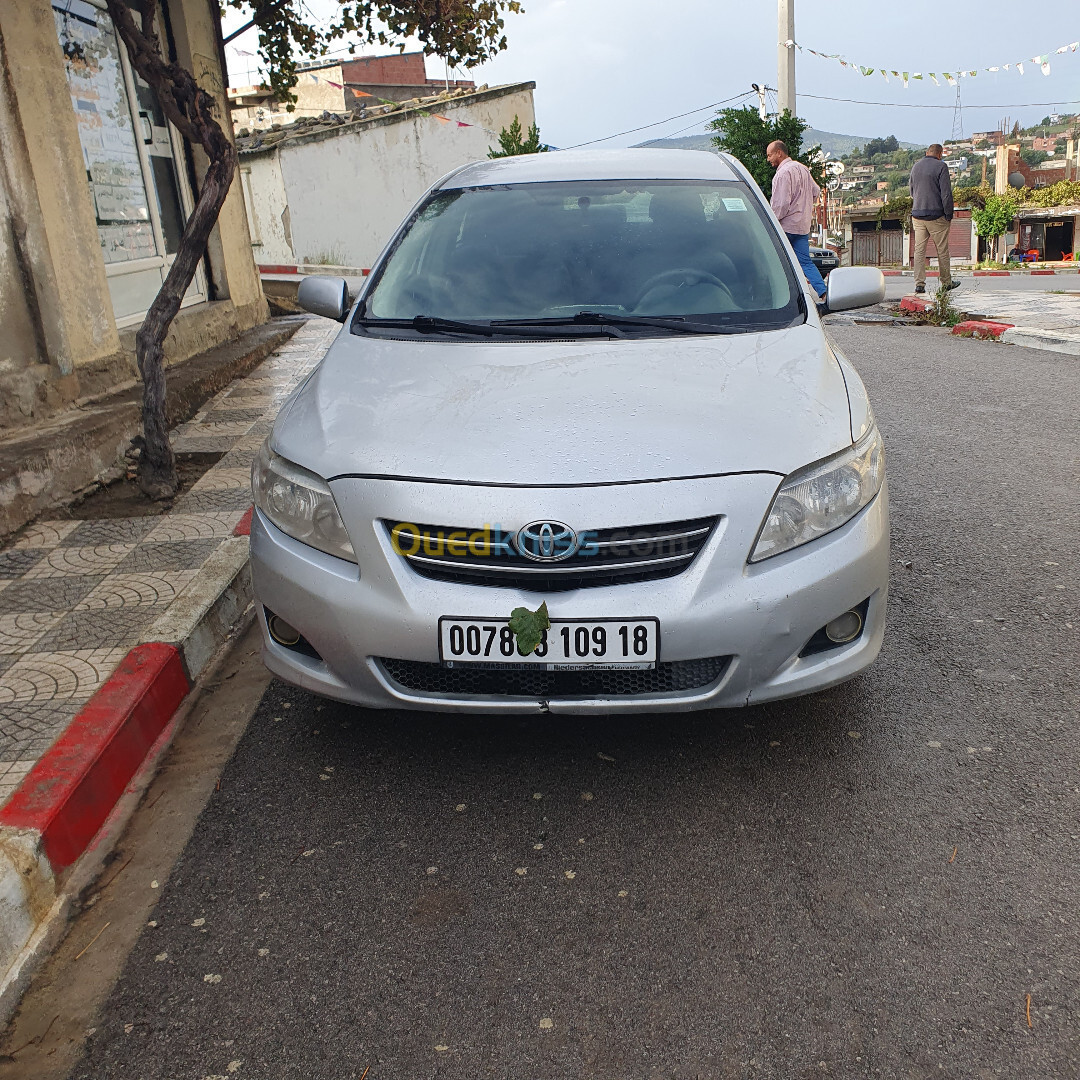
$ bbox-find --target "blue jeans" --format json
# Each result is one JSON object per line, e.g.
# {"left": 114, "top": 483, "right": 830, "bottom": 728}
{"left": 786, "top": 232, "right": 827, "bottom": 299}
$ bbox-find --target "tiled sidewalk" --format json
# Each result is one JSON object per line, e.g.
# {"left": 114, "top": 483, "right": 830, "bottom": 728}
{"left": 0, "top": 317, "right": 337, "bottom": 802}
{"left": 957, "top": 287, "right": 1080, "bottom": 330}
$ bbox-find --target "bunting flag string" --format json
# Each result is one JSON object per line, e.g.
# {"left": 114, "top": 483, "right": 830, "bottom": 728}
{"left": 347, "top": 86, "right": 497, "bottom": 135}
{"left": 783, "top": 38, "right": 1080, "bottom": 85}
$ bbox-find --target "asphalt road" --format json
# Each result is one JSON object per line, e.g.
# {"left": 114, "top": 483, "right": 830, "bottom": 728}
{"left": 70, "top": 326, "right": 1079, "bottom": 1080}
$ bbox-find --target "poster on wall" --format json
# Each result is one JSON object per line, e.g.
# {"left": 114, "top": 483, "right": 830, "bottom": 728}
{"left": 53, "top": 0, "right": 157, "bottom": 264}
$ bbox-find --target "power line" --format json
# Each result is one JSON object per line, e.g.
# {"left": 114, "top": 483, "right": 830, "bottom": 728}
{"left": 801, "top": 91, "right": 1080, "bottom": 111}
{"left": 559, "top": 93, "right": 755, "bottom": 150}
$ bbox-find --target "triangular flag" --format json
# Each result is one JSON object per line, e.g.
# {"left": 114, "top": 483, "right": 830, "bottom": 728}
{"left": 351, "top": 88, "right": 374, "bottom": 98}
{"left": 928, "top": 73, "right": 939, "bottom": 84}
{"left": 1057, "top": 45, "right": 1069, "bottom": 54}
{"left": 860, "top": 65, "right": 874, "bottom": 76}
{"left": 1016, "top": 62, "right": 1024, "bottom": 74}
{"left": 311, "top": 75, "right": 318, "bottom": 82}
{"left": 881, "top": 70, "right": 889, "bottom": 82}
{"left": 912, "top": 72, "right": 923, "bottom": 80}
{"left": 433, "top": 115, "right": 450, "bottom": 123}
{"left": 1071, "top": 43, "right": 1079, "bottom": 51}
{"left": 902, "top": 72, "right": 909, "bottom": 87}
{"left": 944, "top": 73, "right": 956, "bottom": 85}
{"left": 326, "top": 80, "right": 343, "bottom": 89}
{"left": 1042, "top": 60, "right": 1051, "bottom": 75}
{"left": 456, "top": 121, "right": 470, "bottom": 127}
{"left": 988, "top": 66, "right": 999, "bottom": 72}
{"left": 890, "top": 71, "right": 900, "bottom": 78}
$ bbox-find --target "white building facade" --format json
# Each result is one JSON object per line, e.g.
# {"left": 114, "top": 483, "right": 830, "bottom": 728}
{"left": 238, "top": 82, "right": 537, "bottom": 270}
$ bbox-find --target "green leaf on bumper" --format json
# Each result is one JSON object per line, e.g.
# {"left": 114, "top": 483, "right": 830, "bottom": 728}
{"left": 509, "top": 601, "right": 550, "bottom": 656}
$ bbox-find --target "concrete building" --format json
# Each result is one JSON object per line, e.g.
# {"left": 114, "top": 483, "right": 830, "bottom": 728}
{"left": 238, "top": 81, "right": 536, "bottom": 271}
{"left": 1, "top": 0, "right": 265, "bottom": 434}
{"left": 341, "top": 51, "right": 475, "bottom": 106}
{"left": 229, "top": 62, "right": 348, "bottom": 132}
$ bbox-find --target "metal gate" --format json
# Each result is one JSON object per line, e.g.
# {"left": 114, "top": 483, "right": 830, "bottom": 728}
{"left": 853, "top": 228, "right": 904, "bottom": 266}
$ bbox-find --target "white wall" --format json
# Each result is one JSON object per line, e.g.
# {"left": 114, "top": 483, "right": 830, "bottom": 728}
{"left": 240, "top": 154, "right": 291, "bottom": 265}
{"left": 242, "top": 87, "right": 535, "bottom": 269}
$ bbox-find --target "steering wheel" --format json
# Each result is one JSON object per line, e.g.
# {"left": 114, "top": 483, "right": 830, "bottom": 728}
{"left": 632, "top": 268, "right": 734, "bottom": 309}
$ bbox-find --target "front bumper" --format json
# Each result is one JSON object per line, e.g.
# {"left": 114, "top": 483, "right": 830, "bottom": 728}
{"left": 250, "top": 473, "right": 889, "bottom": 714}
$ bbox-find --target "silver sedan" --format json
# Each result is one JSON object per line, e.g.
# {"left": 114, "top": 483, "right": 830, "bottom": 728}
{"left": 250, "top": 149, "right": 888, "bottom": 713}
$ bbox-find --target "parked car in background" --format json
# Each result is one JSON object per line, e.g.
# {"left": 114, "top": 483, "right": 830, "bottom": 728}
{"left": 810, "top": 246, "right": 840, "bottom": 277}
{"left": 251, "top": 149, "right": 888, "bottom": 714}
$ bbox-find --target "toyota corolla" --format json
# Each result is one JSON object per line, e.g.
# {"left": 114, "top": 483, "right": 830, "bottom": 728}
{"left": 250, "top": 149, "right": 889, "bottom": 713}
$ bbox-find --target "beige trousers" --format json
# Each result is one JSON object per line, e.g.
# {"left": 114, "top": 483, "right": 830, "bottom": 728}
{"left": 913, "top": 216, "right": 952, "bottom": 287}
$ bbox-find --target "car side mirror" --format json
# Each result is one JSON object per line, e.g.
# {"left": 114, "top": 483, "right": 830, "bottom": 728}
{"left": 297, "top": 275, "right": 349, "bottom": 322}
{"left": 824, "top": 267, "right": 886, "bottom": 312}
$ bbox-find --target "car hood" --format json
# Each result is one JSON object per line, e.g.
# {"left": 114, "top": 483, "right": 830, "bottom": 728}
{"left": 272, "top": 323, "right": 853, "bottom": 485}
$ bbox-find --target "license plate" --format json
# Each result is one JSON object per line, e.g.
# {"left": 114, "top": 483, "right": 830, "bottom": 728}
{"left": 438, "top": 617, "right": 659, "bottom": 670}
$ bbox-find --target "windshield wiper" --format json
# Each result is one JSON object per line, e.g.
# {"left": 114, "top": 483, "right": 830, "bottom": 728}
{"left": 354, "top": 314, "right": 624, "bottom": 338}
{"left": 494, "top": 311, "right": 756, "bottom": 334}
{"left": 355, "top": 315, "right": 497, "bottom": 336}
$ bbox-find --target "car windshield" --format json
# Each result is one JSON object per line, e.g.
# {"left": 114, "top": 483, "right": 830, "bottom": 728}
{"left": 359, "top": 179, "right": 802, "bottom": 336}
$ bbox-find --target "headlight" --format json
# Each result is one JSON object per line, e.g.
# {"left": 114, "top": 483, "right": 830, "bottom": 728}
{"left": 251, "top": 442, "right": 356, "bottom": 563}
{"left": 750, "top": 424, "right": 884, "bottom": 562}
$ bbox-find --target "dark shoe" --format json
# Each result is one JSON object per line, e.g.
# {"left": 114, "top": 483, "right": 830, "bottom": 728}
{"left": 914, "top": 284, "right": 926, "bottom": 294}
{"left": 816, "top": 301, "right": 829, "bottom": 318}
{"left": 945, "top": 279, "right": 961, "bottom": 291}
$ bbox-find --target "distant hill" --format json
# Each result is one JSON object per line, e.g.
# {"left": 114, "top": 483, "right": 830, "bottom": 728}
{"left": 636, "top": 128, "right": 922, "bottom": 158}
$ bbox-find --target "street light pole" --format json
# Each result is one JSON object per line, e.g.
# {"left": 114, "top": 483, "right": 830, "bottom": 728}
{"left": 778, "top": 0, "right": 795, "bottom": 115}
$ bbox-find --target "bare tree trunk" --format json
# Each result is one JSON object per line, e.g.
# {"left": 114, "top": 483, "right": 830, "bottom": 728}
{"left": 106, "top": 0, "right": 237, "bottom": 499}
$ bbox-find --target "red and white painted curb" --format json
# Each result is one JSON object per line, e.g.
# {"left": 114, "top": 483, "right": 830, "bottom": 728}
{"left": 259, "top": 263, "right": 370, "bottom": 277}
{"left": 0, "top": 536, "right": 253, "bottom": 1022}
{"left": 0, "top": 645, "right": 189, "bottom": 873}
{"left": 883, "top": 268, "right": 1077, "bottom": 277}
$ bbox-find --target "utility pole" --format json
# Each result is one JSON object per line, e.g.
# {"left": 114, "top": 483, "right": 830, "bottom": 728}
{"left": 777, "top": 0, "right": 795, "bottom": 115}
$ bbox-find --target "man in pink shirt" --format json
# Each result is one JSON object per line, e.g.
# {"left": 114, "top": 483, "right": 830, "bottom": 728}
{"left": 766, "top": 140, "right": 827, "bottom": 303}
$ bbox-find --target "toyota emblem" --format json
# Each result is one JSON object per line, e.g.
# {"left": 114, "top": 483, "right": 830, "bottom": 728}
{"left": 514, "top": 520, "right": 580, "bottom": 562}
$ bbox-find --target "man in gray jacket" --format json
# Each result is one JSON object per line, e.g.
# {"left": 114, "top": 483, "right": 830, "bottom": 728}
{"left": 910, "top": 144, "right": 959, "bottom": 294}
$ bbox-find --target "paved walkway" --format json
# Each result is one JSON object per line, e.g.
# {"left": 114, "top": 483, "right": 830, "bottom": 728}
{"left": 957, "top": 288, "right": 1080, "bottom": 330}
{"left": 0, "top": 317, "right": 337, "bottom": 803}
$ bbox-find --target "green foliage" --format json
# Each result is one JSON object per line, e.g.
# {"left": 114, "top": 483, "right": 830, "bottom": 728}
{"left": 953, "top": 183, "right": 991, "bottom": 209}
{"left": 971, "top": 193, "right": 1017, "bottom": 240}
{"left": 488, "top": 115, "right": 547, "bottom": 157}
{"left": 862, "top": 135, "right": 899, "bottom": 158}
{"left": 1021, "top": 149, "right": 1051, "bottom": 168}
{"left": 877, "top": 195, "right": 912, "bottom": 230}
{"left": 924, "top": 287, "right": 965, "bottom": 328}
{"left": 222, "top": 0, "right": 523, "bottom": 107}
{"left": 1013, "top": 180, "right": 1080, "bottom": 207}
{"left": 508, "top": 601, "right": 549, "bottom": 656}
{"left": 709, "top": 107, "right": 823, "bottom": 198}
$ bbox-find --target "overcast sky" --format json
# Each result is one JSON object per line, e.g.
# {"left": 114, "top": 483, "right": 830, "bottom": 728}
{"left": 222, "top": 0, "right": 1080, "bottom": 148}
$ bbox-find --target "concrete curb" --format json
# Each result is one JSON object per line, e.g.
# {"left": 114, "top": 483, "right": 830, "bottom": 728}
{"left": 999, "top": 326, "right": 1080, "bottom": 355}
{"left": 896, "top": 294, "right": 1079, "bottom": 353}
{"left": 882, "top": 268, "right": 1078, "bottom": 277}
{"left": 951, "top": 320, "right": 1014, "bottom": 340}
{"left": 0, "top": 537, "right": 256, "bottom": 1023}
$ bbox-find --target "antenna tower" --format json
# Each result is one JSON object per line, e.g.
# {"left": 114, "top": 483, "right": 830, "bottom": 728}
{"left": 951, "top": 82, "right": 963, "bottom": 141}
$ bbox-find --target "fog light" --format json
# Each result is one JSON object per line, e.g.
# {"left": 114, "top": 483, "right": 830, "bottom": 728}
{"left": 268, "top": 614, "right": 301, "bottom": 647}
{"left": 825, "top": 609, "right": 863, "bottom": 644}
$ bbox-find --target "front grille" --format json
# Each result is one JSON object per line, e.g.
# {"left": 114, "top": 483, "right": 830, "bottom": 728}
{"left": 377, "top": 655, "right": 731, "bottom": 698}
{"left": 385, "top": 516, "right": 719, "bottom": 591}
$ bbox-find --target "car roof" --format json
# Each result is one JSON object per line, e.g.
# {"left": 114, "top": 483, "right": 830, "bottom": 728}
{"left": 438, "top": 149, "right": 743, "bottom": 189}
